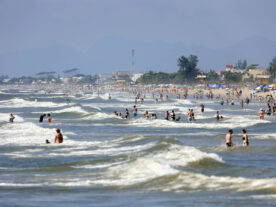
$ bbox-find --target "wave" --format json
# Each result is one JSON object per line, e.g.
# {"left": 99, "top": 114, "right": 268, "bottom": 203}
{"left": 82, "top": 112, "right": 119, "bottom": 120}
{"left": 0, "top": 122, "right": 58, "bottom": 146}
{"left": 0, "top": 98, "right": 66, "bottom": 108}
{"left": 123, "top": 116, "right": 268, "bottom": 129}
{"left": 0, "top": 113, "right": 24, "bottom": 123}
{"left": 91, "top": 145, "right": 223, "bottom": 186}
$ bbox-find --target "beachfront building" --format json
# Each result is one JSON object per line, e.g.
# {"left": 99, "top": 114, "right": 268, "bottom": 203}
{"left": 196, "top": 74, "right": 207, "bottom": 83}
{"left": 225, "top": 65, "right": 244, "bottom": 73}
{"left": 242, "top": 68, "right": 270, "bottom": 83}
{"left": 131, "top": 73, "right": 144, "bottom": 83}
{"left": 113, "top": 71, "right": 132, "bottom": 81}
{"left": 98, "top": 74, "right": 115, "bottom": 84}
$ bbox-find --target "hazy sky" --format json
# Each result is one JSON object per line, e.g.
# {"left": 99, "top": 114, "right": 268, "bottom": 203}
{"left": 0, "top": 0, "right": 276, "bottom": 76}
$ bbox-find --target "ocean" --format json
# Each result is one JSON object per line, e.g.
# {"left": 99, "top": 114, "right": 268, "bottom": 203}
{"left": 0, "top": 87, "right": 276, "bottom": 207}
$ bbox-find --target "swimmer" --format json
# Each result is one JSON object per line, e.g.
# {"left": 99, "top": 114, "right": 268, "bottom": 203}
{"left": 171, "top": 110, "right": 176, "bottom": 121}
{"left": 200, "top": 104, "right": 204, "bottom": 113}
{"left": 9, "top": 113, "right": 15, "bottom": 123}
{"left": 216, "top": 111, "right": 220, "bottom": 121}
{"left": 47, "top": 113, "right": 52, "bottom": 123}
{"left": 45, "top": 139, "right": 50, "bottom": 144}
{"left": 258, "top": 108, "right": 265, "bottom": 119}
{"left": 113, "top": 111, "right": 118, "bottom": 116}
{"left": 151, "top": 113, "right": 157, "bottom": 119}
{"left": 119, "top": 113, "right": 123, "bottom": 118}
{"left": 108, "top": 94, "right": 111, "bottom": 100}
{"left": 176, "top": 116, "right": 181, "bottom": 121}
{"left": 188, "top": 109, "right": 193, "bottom": 121}
{"left": 191, "top": 109, "right": 195, "bottom": 121}
{"left": 39, "top": 114, "right": 46, "bottom": 123}
{"left": 225, "top": 129, "right": 233, "bottom": 147}
{"left": 132, "top": 105, "right": 137, "bottom": 117}
{"left": 125, "top": 109, "right": 129, "bottom": 119}
{"left": 220, "top": 116, "right": 223, "bottom": 120}
{"left": 241, "top": 129, "right": 249, "bottom": 146}
{"left": 55, "top": 129, "right": 63, "bottom": 143}
{"left": 144, "top": 111, "right": 149, "bottom": 119}
{"left": 164, "top": 111, "right": 169, "bottom": 120}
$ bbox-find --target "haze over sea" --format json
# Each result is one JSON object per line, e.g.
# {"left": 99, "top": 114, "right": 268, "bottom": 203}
{"left": 0, "top": 87, "right": 276, "bottom": 207}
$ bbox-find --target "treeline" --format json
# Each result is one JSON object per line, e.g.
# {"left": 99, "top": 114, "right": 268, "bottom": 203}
{"left": 138, "top": 55, "right": 276, "bottom": 84}
{"left": 138, "top": 55, "right": 200, "bottom": 84}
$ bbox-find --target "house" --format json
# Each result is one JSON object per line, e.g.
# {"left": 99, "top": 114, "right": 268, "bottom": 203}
{"left": 98, "top": 74, "right": 114, "bottom": 83}
{"left": 113, "top": 71, "right": 132, "bottom": 81}
{"left": 225, "top": 65, "right": 244, "bottom": 73}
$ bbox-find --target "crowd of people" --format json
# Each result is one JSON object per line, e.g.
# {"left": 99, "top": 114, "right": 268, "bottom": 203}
{"left": 7, "top": 87, "right": 276, "bottom": 148}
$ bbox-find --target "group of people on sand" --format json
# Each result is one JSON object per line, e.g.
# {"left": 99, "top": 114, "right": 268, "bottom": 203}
{"left": 225, "top": 129, "right": 249, "bottom": 147}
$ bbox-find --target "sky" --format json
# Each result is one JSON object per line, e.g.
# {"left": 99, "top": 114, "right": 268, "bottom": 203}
{"left": 0, "top": 0, "right": 276, "bottom": 76}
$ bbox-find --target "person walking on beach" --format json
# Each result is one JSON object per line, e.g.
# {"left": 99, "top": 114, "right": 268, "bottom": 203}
{"left": 225, "top": 129, "right": 233, "bottom": 147}
{"left": 241, "top": 129, "right": 249, "bottom": 146}
{"left": 55, "top": 129, "right": 63, "bottom": 143}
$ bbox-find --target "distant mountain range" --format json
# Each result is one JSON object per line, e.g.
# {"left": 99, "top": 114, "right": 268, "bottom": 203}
{"left": 1, "top": 36, "right": 276, "bottom": 77}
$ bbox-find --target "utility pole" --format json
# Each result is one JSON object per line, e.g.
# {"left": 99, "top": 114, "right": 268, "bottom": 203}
{"left": 131, "top": 49, "right": 135, "bottom": 74}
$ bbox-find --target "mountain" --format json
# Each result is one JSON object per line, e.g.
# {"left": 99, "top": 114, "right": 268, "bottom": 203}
{"left": 0, "top": 36, "right": 275, "bottom": 77}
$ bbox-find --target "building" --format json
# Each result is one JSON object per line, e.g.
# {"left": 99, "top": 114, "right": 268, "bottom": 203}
{"left": 98, "top": 74, "right": 114, "bottom": 83}
{"left": 242, "top": 68, "right": 270, "bottom": 83}
{"left": 131, "top": 73, "right": 144, "bottom": 83}
{"left": 225, "top": 65, "right": 244, "bottom": 73}
{"left": 113, "top": 71, "right": 132, "bottom": 81}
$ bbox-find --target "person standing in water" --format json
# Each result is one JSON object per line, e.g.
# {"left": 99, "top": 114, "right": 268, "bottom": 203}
{"left": 9, "top": 113, "right": 15, "bottom": 123}
{"left": 258, "top": 108, "right": 265, "bottom": 119}
{"left": 47, "top": 114, "right": 52, "bottom": 123}
{"left": 39, "top": 114, "right": 46, "bottom": 122}
{"left": 216, "top": 111, "right": 220, "bottom": 121}
{"left": 200, "top": 104, "right": 205, "bottom": 113}
{"left": 241, "top": 129, "right": 249, "bottom": 146}
{"left": 225, "top": 129, "right": 233, "bottom": 147}
{"left": 144, "top": 111, "right": 149, "bottom": 119}
{"left": 164, "top": 111, "right": 169, "bottom": 120}
{"left": 55, "top": 129, "right": 63, "bottom": 143}
{"left": 132, "top": 105, "right": 138, "bottom": 117}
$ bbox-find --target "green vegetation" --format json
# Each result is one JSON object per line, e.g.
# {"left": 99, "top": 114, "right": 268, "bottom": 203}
{"left": 268, "top": 57, "right": 276, "bottom": 81}
{"left": 235, "top": 59, "right": 247, "bottom": 69}
{"left": 138, "top": 55, "right": 200, "bottom": 84}
{"left": 205, "top": 70, "right": 219, "bottom": 82}
{"left": 224, "top": 71, "right": 242, "bottom": 83}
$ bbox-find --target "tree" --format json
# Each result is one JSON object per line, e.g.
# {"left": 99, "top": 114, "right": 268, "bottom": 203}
{"left": 235, "top": 59, "right": 247, "bottom": 69}
{"left": 247, "top": 64, "right": 259, "bottom": 70}
{"left": 206, "top": 70, "right": 219, "bottom": 82}
{"left": 224, "top": 71, "right": 242, "bottom": 83}
{"left": 177, "top": 55, "right": 199, "bottom": 82}
{"left": 268, "top": 57, "right": 276, "bottom": 81}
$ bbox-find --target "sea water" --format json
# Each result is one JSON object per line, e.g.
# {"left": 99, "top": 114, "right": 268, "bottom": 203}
{"left": 0, "top": 88, "right": 276, "bottom": 207}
